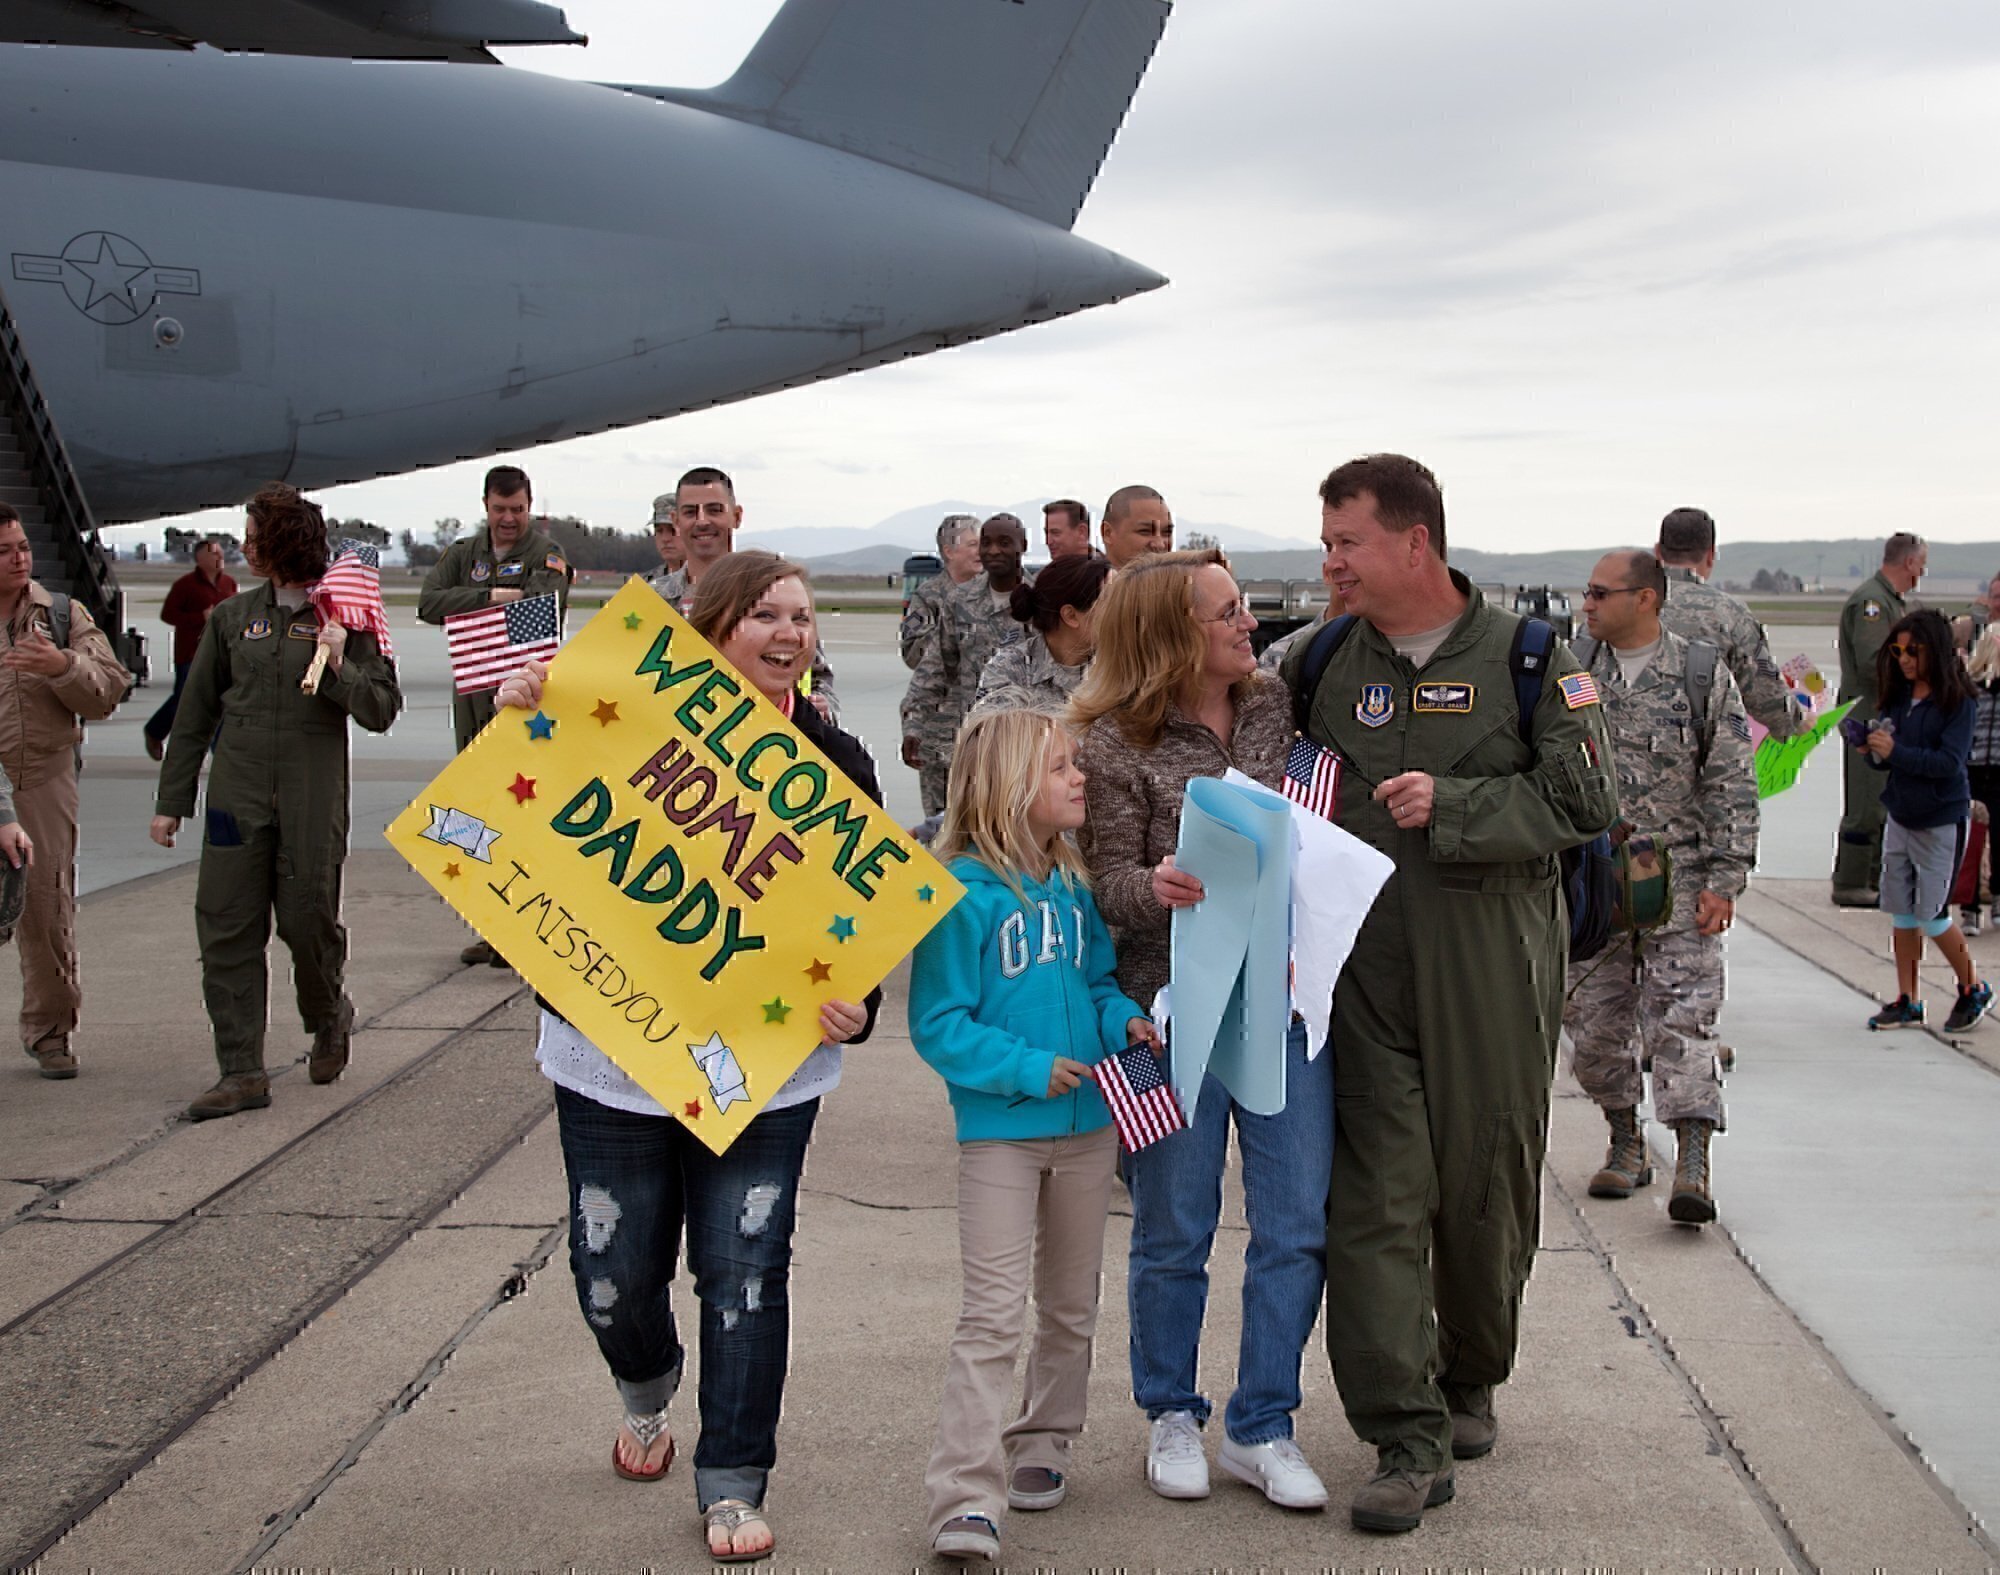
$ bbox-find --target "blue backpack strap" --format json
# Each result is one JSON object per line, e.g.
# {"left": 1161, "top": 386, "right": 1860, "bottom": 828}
{"left": 1293, "top": 613, "right": 1358, "bottom": 733}
{"left": 1507, "top": 616, "right": 1556, "bottom": 748}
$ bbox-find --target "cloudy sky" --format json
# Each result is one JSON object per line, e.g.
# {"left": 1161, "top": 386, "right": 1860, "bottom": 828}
{"left": 131, "top": 0, "right": 2000, "bottom": 554}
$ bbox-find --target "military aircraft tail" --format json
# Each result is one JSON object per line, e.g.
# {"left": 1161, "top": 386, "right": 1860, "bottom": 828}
{"left": 637, "top": 0, "right": 1172, "bottom": 231}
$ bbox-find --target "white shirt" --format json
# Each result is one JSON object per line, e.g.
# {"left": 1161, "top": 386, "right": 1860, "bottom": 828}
{"left": 536, "top": 1012, "right": 841, "bottom": 1117}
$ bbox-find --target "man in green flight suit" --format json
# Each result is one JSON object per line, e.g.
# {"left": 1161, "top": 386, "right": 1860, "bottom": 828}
{"left": 1283, "top": 455, "right": 1617, "bottom": 1534}
{"left": 418, "top": 464, "right": 570, "bottom": 964}
{"left": 1832, "top": 531, "right": 1925, "bottom": 906}
{"left": 152, "top": 483, "right": 404, "bottom": 1119}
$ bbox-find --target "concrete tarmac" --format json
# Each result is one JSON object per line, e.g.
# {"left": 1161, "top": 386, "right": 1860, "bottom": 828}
{"left": 1, "top": 598, "right": 1995, "bottom": 1572}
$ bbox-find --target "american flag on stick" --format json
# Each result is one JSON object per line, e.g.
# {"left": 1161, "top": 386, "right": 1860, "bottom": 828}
{"left": 311, "top": 539, "right": 395, "bottom": 659}
{"left": 1094, "top": 1041, "right": 1187, "bottom": 1153}
{"left": 1280, "top": 736, "right": 1340, "bottom": 820}
{"left": 446, "top": 593, "right": 563, "bottom": 696}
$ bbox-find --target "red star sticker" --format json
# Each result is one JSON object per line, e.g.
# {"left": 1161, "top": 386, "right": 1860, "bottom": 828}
{"left": 591, "top": 699, "right": 620, "bottom": 726}
{"left": 683, "top": 1100, "right": 703, "bottom": 1119}
{"left": 803, "top": 958, "right": 832, "bottom": 984}
{"left": 508, "top": 774, "right": 537, "bottom": 805}
{"left": 443, "top": 863, "right": 462, "bottom": 880}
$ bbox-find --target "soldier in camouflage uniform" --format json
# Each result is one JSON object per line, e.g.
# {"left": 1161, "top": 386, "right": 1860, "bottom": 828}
{"left": 1564, "top": 551, "right": 1758, "bottom": 1227}
{"left": 1655, "top": 507, "right": 1808, "bottom": 738}
{"left": 970, "top": 551, "right": 1108, "bottom": 716}
{"left": 900, "top": 514, "right": 981, "bottom": 670}
{"left": 1833, "top": 532, "right": 1926, "bottom": 904}
{"left": 901, "top": 513, "right": 1030, "bottom": 814}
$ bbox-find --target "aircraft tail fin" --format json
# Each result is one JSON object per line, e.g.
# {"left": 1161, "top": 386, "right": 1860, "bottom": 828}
{"left": 643, "top": 0, "right": 1171, "bottom": 230}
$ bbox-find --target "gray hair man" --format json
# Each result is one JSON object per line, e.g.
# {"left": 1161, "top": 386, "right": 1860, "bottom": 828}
{"left": 900, "top": 513, "right": 981, "bottom": 670}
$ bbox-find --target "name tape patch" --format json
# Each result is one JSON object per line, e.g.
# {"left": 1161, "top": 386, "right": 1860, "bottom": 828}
{"left": 1413, "top": 682, "right": 1475, "bottom": 713}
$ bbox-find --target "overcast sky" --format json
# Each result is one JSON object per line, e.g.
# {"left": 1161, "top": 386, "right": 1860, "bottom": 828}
{"left": 128, "top": 0, "right": 2000, "bottom": 554}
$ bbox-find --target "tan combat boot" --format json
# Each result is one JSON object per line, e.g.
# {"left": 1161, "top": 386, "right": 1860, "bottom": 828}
{"left": 1668, "top": 1119, "right": 1717, "bottom": 1224}
{"left": 28, "top": 1036, "right": 78, "bottom": 1080}
{"left": 1349, "top": 1456, "right": 1454, "bottom": 1533}
{"left": 188, "top": 1071, "right": 271, "bottom": 1121}
{"left": 1587, "top": 1106, "right": 1652, "bottom": 1198}
{"left": 309, "top": 997, "right": 355, "bottom": 1085}
{"left": 1442, "top": 1381, "right": 1496, "bottom": 1460}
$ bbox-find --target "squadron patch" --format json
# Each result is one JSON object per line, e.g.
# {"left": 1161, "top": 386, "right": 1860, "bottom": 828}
{"left": 244, "top": 618, "right": 272, "bottom": 641}
{"left": 1413, "top": 682, "right": 1475, "bottom": 713}
{"left": 1355, "top": 684, "right": 1395, "bottom": 728}
{"left": 1557, "top": 672, "right": 1601, "bottom": 710}
{"left": 1861, "top": 600, "right": 1882, "bottom": 621}
{"left": 471, "top": 561, "right": 491, "bottom": 583}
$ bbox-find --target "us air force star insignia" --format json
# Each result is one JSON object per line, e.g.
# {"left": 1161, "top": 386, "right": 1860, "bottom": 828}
{"left": 471, "top": 561, "right": 491, "bottom": 582}
{"left": 1862, "top": 600, "right": 1882, "bottom": 620}
{"left": 10, "top": 232, "right": 202, "bottom": 326}
{"left": 1356, "top": 684, "right": 1395, "bottom": 728}
{"left": 244, "top": 618, "right": 272, "bottom": 640}
{"left": 1413, "top": 683, "right": 1474, "bottom": 713}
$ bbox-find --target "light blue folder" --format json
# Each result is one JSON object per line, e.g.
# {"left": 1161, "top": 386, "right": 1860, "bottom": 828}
{"left": 1168, "top": 776, "right": 1295, "bottom": 1118}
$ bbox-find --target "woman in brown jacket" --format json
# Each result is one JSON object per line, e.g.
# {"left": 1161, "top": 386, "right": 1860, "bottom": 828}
{"left": 1070, "top": 548, "right": 1335, "bottom": 1512}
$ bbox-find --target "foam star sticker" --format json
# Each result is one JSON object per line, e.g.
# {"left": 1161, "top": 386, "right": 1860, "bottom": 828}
{"left": 591, "top": 699, "right": 620, "bottom": 726}
{"left": 525, "top": 711, "right": 555, "bottom": 740}
{"left": 827, "top": 915, "right": 856, "bottom": 943}
{"left": 803, "top": 958, "right": 832, "bottom": 984}
{"left": 508, "top": 774, "right": 537, "bottom": 805}
{"left": 624, "top": 611, "right": 643, "bottom": 631}
{"left": 683, "top": 1100, "right": 703, "bottom": 1119}
{"left": 443, "top": 862, "right": 462, "bottom": 880}
{"left": 762, "top": 996, "right": 792, "bottom": 1024}
{"left": 916, "top": 885, "right": 935, "bottom": 903}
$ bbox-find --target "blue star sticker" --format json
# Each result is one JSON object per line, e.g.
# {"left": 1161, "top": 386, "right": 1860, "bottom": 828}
{"left": 525, "top": 711, "right": 555, "bottom": 740}
{"left": 828, "top": 915, "right": 857, "bottom": 943}
{"left": 916, "top": 885, "right": 935, "bottom": 903}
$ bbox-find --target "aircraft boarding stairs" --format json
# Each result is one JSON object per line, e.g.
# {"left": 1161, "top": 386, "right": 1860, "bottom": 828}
{"left": 0, "top": 287, "right": 146, "bottom": 682}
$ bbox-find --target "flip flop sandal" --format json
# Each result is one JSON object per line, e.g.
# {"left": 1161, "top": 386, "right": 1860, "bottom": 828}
{"left": 612, "top": 1410, "right": 674, "bottom": 1483}
{"left": 704, "top": 1498, "right": 773, "bottom": 1563}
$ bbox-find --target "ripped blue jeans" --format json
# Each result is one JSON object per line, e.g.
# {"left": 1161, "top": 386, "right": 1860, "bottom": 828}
{"left": 553, "top": 1084, "right": 819, "bottom": 1509}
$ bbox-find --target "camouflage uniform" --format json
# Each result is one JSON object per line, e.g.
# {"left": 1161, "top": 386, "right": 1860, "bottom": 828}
{"left": 901, "top": 575, "right": 1027, "bottom": 814}
{"left": 1833, "top": 570, "right": 1908, "bottom": 892}
{"left": 900, "top": 571, "right": 958, "bottom": 670}
{"left": 970, "top": 631, "right": 1085, "bottom": 716}
{"left": 1563, "top": 631, "right": 1758, "bottom": 1126}
{"left": 1258, "top": 616, "right": 1329, "bottom": 675}
{"left": 649, "top": 563, "right": 839, "bottom": 719}
{"left": 1660, "top": 565, "right": 1807, "bottom": 738}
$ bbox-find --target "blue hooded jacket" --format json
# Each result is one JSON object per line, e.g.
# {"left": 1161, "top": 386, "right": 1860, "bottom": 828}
{"left": 909, "top": 854, "right": 1145, "bottom": 1142}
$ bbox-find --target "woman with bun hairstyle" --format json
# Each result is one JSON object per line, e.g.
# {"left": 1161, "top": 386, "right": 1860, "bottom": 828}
{"left": 972, "top": 553, "right": 1111, "bottom": 715}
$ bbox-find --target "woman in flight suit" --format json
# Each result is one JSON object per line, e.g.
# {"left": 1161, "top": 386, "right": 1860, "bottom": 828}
{"left": 151, "top": 483, "right": 403, "bottom": 1119}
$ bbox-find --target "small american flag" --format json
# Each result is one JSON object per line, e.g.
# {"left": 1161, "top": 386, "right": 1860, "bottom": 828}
{"left": 1095, "top": 1041, "right": 1187, "bottom": 1153}
{"left": 1281, "top": 736, "right": 1340, "bottom": 819}
{"left": 312, "top": 539, "right": 394, "bottom": 659}
{"left": 1558, "top": 671, "right": 1601, "bottom": 710}
{"left": 446, "top": 593, "right": 562, "bottom": 695}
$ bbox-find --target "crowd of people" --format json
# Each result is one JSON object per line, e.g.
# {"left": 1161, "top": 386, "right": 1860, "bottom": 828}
{"left": 10, "top": 450, "right": 1995, "bottom": 1565}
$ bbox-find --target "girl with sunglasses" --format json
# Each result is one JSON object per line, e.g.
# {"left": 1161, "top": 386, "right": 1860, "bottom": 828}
{"left": 1858, "top": 608, "right": 1992, "bottom": 1031}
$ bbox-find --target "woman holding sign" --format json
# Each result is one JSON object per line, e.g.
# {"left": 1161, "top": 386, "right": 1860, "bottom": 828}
{"left": 1068, "top": 549, "right": 1334, "bottom": 1512}
{"left": 497, "top": 550, "right": 877, "bottom": 1564}
{"left": 150, "top": 483, "right": 402, "bottom": 1120}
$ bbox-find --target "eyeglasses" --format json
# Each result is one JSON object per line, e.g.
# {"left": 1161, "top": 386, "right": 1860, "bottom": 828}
{"left": 1581, "top": 584, "right": 1643, "bottom": 602}
{"left": 1198, "top": 598, "right": 1252, "bottom": 627}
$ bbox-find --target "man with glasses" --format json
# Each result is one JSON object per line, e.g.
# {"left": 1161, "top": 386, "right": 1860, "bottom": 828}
{"left": 901, "top": 513, "right": 1030, "bottom": 815}
{"left": 1833, "top": 532, "right": 1927, "bottom": 906}
{"left": 1284, "top": 454, "right": 1616, "bottom": 1532}
{"left": 1566, "top": 551, "right": 1757, "bottom": 1229}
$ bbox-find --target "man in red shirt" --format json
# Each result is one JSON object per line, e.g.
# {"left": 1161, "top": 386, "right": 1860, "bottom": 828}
{"left": 145, "top": 538, "right": 237, "bottom": 760}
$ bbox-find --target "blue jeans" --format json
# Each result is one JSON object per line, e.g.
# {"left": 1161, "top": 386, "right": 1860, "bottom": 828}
{"left": 1125, "top": 1022, "right": 1333, "bottom": 1444}
{"left": 553, "top": 1084, "right": 819, "bottom": 1508}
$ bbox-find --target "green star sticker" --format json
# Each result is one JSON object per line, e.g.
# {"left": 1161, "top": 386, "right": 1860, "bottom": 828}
{"left": 623, "top": 610, "right": 643, "bottom": 630}
{"left": 827, "top": 915, "right": 857, "bottom": 942}
{"left": 762, "top": 996, "right": 792, "bottom": 1024}
{"left": 916, "top": 885, "right": 935, "bottom": 903}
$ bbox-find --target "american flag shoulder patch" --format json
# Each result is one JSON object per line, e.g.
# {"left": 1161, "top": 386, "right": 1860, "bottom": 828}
{"left": 1558, "top": 672, "right": 1600, "bottom": 710}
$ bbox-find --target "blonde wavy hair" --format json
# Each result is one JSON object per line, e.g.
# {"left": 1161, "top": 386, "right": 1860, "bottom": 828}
{"left": 934, "top": 708, "right": 1092, "bottom": 902}
{"left": 1066, "top": 548, "right": 1251, "bottom": 748}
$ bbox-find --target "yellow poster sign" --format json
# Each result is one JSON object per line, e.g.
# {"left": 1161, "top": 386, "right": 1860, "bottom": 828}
{"left": 386, "top": 577, "right": 964, "bottom": 1152}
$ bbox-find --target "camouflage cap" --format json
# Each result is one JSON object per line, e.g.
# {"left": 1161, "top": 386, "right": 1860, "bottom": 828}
{"left": 651, "top": 493, "right": 677, "bottom": 526}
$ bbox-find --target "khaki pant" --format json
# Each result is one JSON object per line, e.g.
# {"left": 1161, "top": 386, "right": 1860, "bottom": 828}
{"left": 924, "top": 1128, "right": 1117, "bottom": 1537}
{"left": 13, "top": 764, "right": 79, "bottom": 1053}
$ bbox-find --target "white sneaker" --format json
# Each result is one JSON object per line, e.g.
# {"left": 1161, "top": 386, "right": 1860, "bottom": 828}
{"left": 1146, "top": 1410, "right": 1210, "bottom": 1499}
{"left": 1217, "top": 1435, "right": 1329, "bottom": 1509}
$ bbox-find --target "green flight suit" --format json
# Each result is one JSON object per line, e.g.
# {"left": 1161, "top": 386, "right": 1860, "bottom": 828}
{"left": 1284, "top": 575, "right": 1617, "bottom": 1473}
{"left": 417, "top": 526, "right": 571, "bottom": 750}
{"left": 156, "top": 585, "right": 403, "bottom": 1075}
{"left": 1833, "top": 569, "right": 1907, "bottom": 893}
